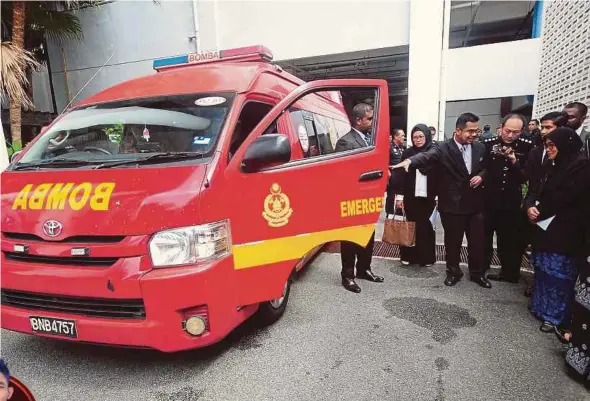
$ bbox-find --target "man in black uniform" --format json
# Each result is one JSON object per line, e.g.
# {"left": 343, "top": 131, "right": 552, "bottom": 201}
{"left": 483, "top": 113, "right": 533, "bottom": 283}
{"left": 385, "top": 129, "right": 405, "bottom": 215}
{"left": 334, "top": 103, "right": 384, "bottom": 293}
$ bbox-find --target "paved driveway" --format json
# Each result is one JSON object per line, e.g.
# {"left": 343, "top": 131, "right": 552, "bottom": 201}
{"left": 1, "top": 254, "right": 587, "bottom": 401}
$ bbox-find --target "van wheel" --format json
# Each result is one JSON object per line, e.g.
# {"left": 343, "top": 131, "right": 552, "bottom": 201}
{"left": 255, "top": 272, "right": 293, "bottom": 326}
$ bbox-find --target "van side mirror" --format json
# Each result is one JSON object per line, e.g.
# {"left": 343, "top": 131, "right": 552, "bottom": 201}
{"left": 241, "top": 134, "right": 291, "bottom": 173}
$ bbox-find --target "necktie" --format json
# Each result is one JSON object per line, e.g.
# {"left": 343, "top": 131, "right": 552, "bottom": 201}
{"left": 365, "top": 134, "right": 372, "bottom": 146}
{"left": 461, "top": 145, "right": 471, "bottom": 174}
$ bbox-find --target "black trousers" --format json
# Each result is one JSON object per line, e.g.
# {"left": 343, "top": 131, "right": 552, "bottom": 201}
{"left": 484, "top": 209, "right": 524, "bottom": 279}
{"left": 439, "top": 212, "right": 485, "bottom": 278}
{"left": 400, "top": 197, "right": 436, "bottom": 265}
{"left": 341, "top": 231, "right": 375, "bottom": 279}
{"left": 385, "top": 188, "right": 396, "bottom": 215}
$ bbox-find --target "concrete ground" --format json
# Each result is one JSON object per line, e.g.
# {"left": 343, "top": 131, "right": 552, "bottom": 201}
{"left": 1, "top": 255, "right": 587, "bottom": 401}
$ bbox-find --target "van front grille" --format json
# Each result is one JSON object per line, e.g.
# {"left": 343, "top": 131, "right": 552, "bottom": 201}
{"left": 2, "top": 232, "right": 125, "bottom": 244}
{"left": 3, "top": 252, "right": 118, "bottom": 267}
{"left": 1, "top": 289, "right": 146, "bottom": 320}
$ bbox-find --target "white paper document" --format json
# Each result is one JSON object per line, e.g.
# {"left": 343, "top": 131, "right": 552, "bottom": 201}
{"left": 536, "top": 216, "right": 555, "bottom": 231}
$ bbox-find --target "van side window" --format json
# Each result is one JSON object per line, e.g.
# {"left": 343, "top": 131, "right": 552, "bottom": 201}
{"left": 289, "top": 109, "right": 320, "bottom": 158}
{"left": 229, "top": 102, "right": 273, "bottom": 159}
{"left": 289, "top": 108, "right": 350, "bottom": 159}
{"left": 313, "top": 114, "right": 334, "bottom": 154}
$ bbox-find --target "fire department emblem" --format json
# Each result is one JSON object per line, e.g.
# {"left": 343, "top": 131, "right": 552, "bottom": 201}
{"left": 262, "top": 183, "right": 293, "bottom": 227}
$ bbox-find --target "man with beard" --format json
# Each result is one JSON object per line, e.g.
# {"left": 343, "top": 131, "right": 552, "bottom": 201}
{"left": 391, "top": 113, "right": 491, "bottom": 289}
{"left": 482, "top": 114, "right": 533, "bottom": 284}
{"left": 335, "top": 103, "right": 384, "bottom": 293}
{"left": 563, "top": 102, "right": 589, "bottom": 157}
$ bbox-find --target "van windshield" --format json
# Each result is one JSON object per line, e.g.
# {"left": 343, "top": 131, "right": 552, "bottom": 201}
{"left": 16, "top": 93, "right": 235, "bottom": 168}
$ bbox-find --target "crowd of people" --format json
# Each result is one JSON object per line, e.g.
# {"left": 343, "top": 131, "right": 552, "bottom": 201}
{"left": 335, "top": 100, "right": 590, "bottom": 385}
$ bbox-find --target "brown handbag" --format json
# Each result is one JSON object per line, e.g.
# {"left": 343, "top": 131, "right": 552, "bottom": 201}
{"left": 382, "top": 209, "right": 416, "bottom": 247}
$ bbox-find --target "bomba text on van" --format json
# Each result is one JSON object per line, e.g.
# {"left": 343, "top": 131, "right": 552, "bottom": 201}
{"left": 12, "top": 182, "right": 116, "bottom": 211}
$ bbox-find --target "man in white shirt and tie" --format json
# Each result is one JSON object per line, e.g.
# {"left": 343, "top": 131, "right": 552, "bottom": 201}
{"left": 391, "top": 113, "right": 491, "bottom": 288}
{"left": 563, "top": 102, "right": 589, "bottom": 157}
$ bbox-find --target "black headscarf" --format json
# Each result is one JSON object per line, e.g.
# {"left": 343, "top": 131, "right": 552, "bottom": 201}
{"left": 540, "top": 127, "right": 586, "bottom": 194}
{"left": 546, "top": 127, "right": 583, "bottom": 166}
{"left": 405, "top": 124, "right": 434, "bottom": 175}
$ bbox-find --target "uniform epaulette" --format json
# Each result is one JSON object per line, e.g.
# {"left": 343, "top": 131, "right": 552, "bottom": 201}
{"left": 518, "top": 137, "right": 533, "bottom": 145}
{"left": 483, "top": 137, "right": 497, "bottom": 143}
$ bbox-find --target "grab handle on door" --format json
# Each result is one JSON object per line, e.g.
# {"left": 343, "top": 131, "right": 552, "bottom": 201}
{"left": 359, "top": 170, "right": 383, "bottom": 182}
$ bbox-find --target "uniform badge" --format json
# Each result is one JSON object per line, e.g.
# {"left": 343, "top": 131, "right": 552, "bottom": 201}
{"left": 262, "top": 183, "right": 293, "bottom": 227}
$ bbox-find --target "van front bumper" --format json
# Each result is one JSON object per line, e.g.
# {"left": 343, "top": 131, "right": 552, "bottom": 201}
{"left": 1, "top": 257, "right": 258, "bottom": 352}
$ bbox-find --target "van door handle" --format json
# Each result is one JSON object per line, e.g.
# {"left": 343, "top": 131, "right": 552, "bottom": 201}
{"left": 359, "top": 170, "right": 383, "bottom": 182}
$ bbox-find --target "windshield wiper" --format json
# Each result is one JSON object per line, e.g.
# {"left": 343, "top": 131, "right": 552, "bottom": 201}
{"left": 94, "top": 152, "right": 207, "bottom": 169}
{"left": 12, "top": 158, "right": 93, "bottom": 171}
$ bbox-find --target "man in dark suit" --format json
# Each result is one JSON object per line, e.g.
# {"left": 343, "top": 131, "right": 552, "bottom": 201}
{"left": 334, "top": 103, "right": 384, "bottom": 293}
{"left": 385, "top": 129, "right": 405, "bottom": 215}
{"left": 563, "top": 102, "right": 589, "bottom": 157}
{"left": 392, "top": 112, "right": 491, "bottom": 288}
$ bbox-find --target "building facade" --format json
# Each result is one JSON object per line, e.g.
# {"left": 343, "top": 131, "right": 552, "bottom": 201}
{"left": 30, "top": 0, "right": 549, "bottom": 141}
{"left": 533, "top": 0, "right": 590, "bottom": 122}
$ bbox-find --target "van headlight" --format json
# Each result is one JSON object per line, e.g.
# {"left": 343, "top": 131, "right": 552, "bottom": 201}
{"left": 149, "top": 220, "right": 231, "bottom": 267}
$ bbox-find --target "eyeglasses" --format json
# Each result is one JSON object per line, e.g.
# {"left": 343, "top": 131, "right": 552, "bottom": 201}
{"left": 462, "top": 129, "right": 482, "bottom": 135}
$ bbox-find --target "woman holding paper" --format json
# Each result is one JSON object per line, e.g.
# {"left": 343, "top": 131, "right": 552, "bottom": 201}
{"left": 395, "top": 124, "right": 438, "bottom": 267}
{"left": 525, "top": 127, "right": 590, "bottom": 334}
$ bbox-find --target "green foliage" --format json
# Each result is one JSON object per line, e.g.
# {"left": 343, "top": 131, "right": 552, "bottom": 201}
{"left": 1, "top": 1, "right": 98, "bottom": 63}
{"left": 103, "top": 123, "right": 124, "bottom": 144}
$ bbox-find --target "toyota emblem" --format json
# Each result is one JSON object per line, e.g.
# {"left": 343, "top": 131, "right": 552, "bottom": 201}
{"left": 42, "top": 220, "right": 63, "bottom": 237}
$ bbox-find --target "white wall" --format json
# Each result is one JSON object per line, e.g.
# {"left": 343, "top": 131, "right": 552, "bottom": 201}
{"left": 215, "top": 0, "right": 411, "bottom": 61}
{"left": 407, "top": 0, "right": 444, "bottom": 138}
{"left": 45, "top": 1, "right": 197, "bottom": 111}
{"left": 445, "top": 38, "right": 541, "bottom": 101}
{"left": 0, "top": 119, "right": 8, "bottom": 171}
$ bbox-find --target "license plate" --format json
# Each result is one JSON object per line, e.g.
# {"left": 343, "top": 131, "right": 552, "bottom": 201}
{"left": 29, "top": 316, "right": 77, "bottom": 338}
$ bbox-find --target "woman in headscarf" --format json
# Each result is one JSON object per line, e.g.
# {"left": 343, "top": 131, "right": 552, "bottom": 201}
{"left": 395, "top": 124, "right": 438, "bottom": 266}
{"left": 564, "top": 212, "right": 590, "bottom": 385}
{"left": 525, "top": 127, "right": 590, "bottom": 335}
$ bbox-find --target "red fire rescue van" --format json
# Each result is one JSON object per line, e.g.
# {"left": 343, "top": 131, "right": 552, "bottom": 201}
{"left": 1, "top": 45, "right": 390, "bottom": 352}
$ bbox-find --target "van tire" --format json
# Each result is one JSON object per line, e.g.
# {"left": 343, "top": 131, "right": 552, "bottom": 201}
{"left": 255, "top": 272, "right": 293, "bottom": 327}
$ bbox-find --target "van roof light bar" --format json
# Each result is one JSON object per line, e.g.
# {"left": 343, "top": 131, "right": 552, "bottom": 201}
{"left": 153, "top": 45, "right": 273, "bottom": 71}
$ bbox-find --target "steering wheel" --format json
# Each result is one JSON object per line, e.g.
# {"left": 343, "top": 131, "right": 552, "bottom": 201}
{"left": 49, "top": 131, "right": 70, "bottom": 147}
{"left": 83, "top": 146, "right": 112, "bottom": 155}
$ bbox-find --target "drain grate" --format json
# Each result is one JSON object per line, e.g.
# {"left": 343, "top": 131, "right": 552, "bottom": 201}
{"left": 323, "top": 241, "right": 533, "bottom": 271}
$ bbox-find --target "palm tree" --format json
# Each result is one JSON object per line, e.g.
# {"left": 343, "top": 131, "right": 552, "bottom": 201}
{"left": 1, "top": 42, "right": 40, "bottom": 111}
{"left": 7, "top": 1, "right": 26, "bottom": 152}
{"left": 1, "top": 1, "right": 95, "bottom": 152}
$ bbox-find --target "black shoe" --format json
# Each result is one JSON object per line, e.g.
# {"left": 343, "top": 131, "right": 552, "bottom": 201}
{"left": 444, "top": 274, "right": 461, "bottom": 287}
{"left": 357, "top": 270, "right": 384, "bottom": 283}
{"left": 540, "top": 321, "right": 554, "bottom": 333}
{"left": 342, "top": 278, "right": 361, "bottom": 293}
{"left": 487, "top": 273, "right": 519, "bottom": 283}
{"left": 471, "top": 277, "right": 492, "bottom": 289}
